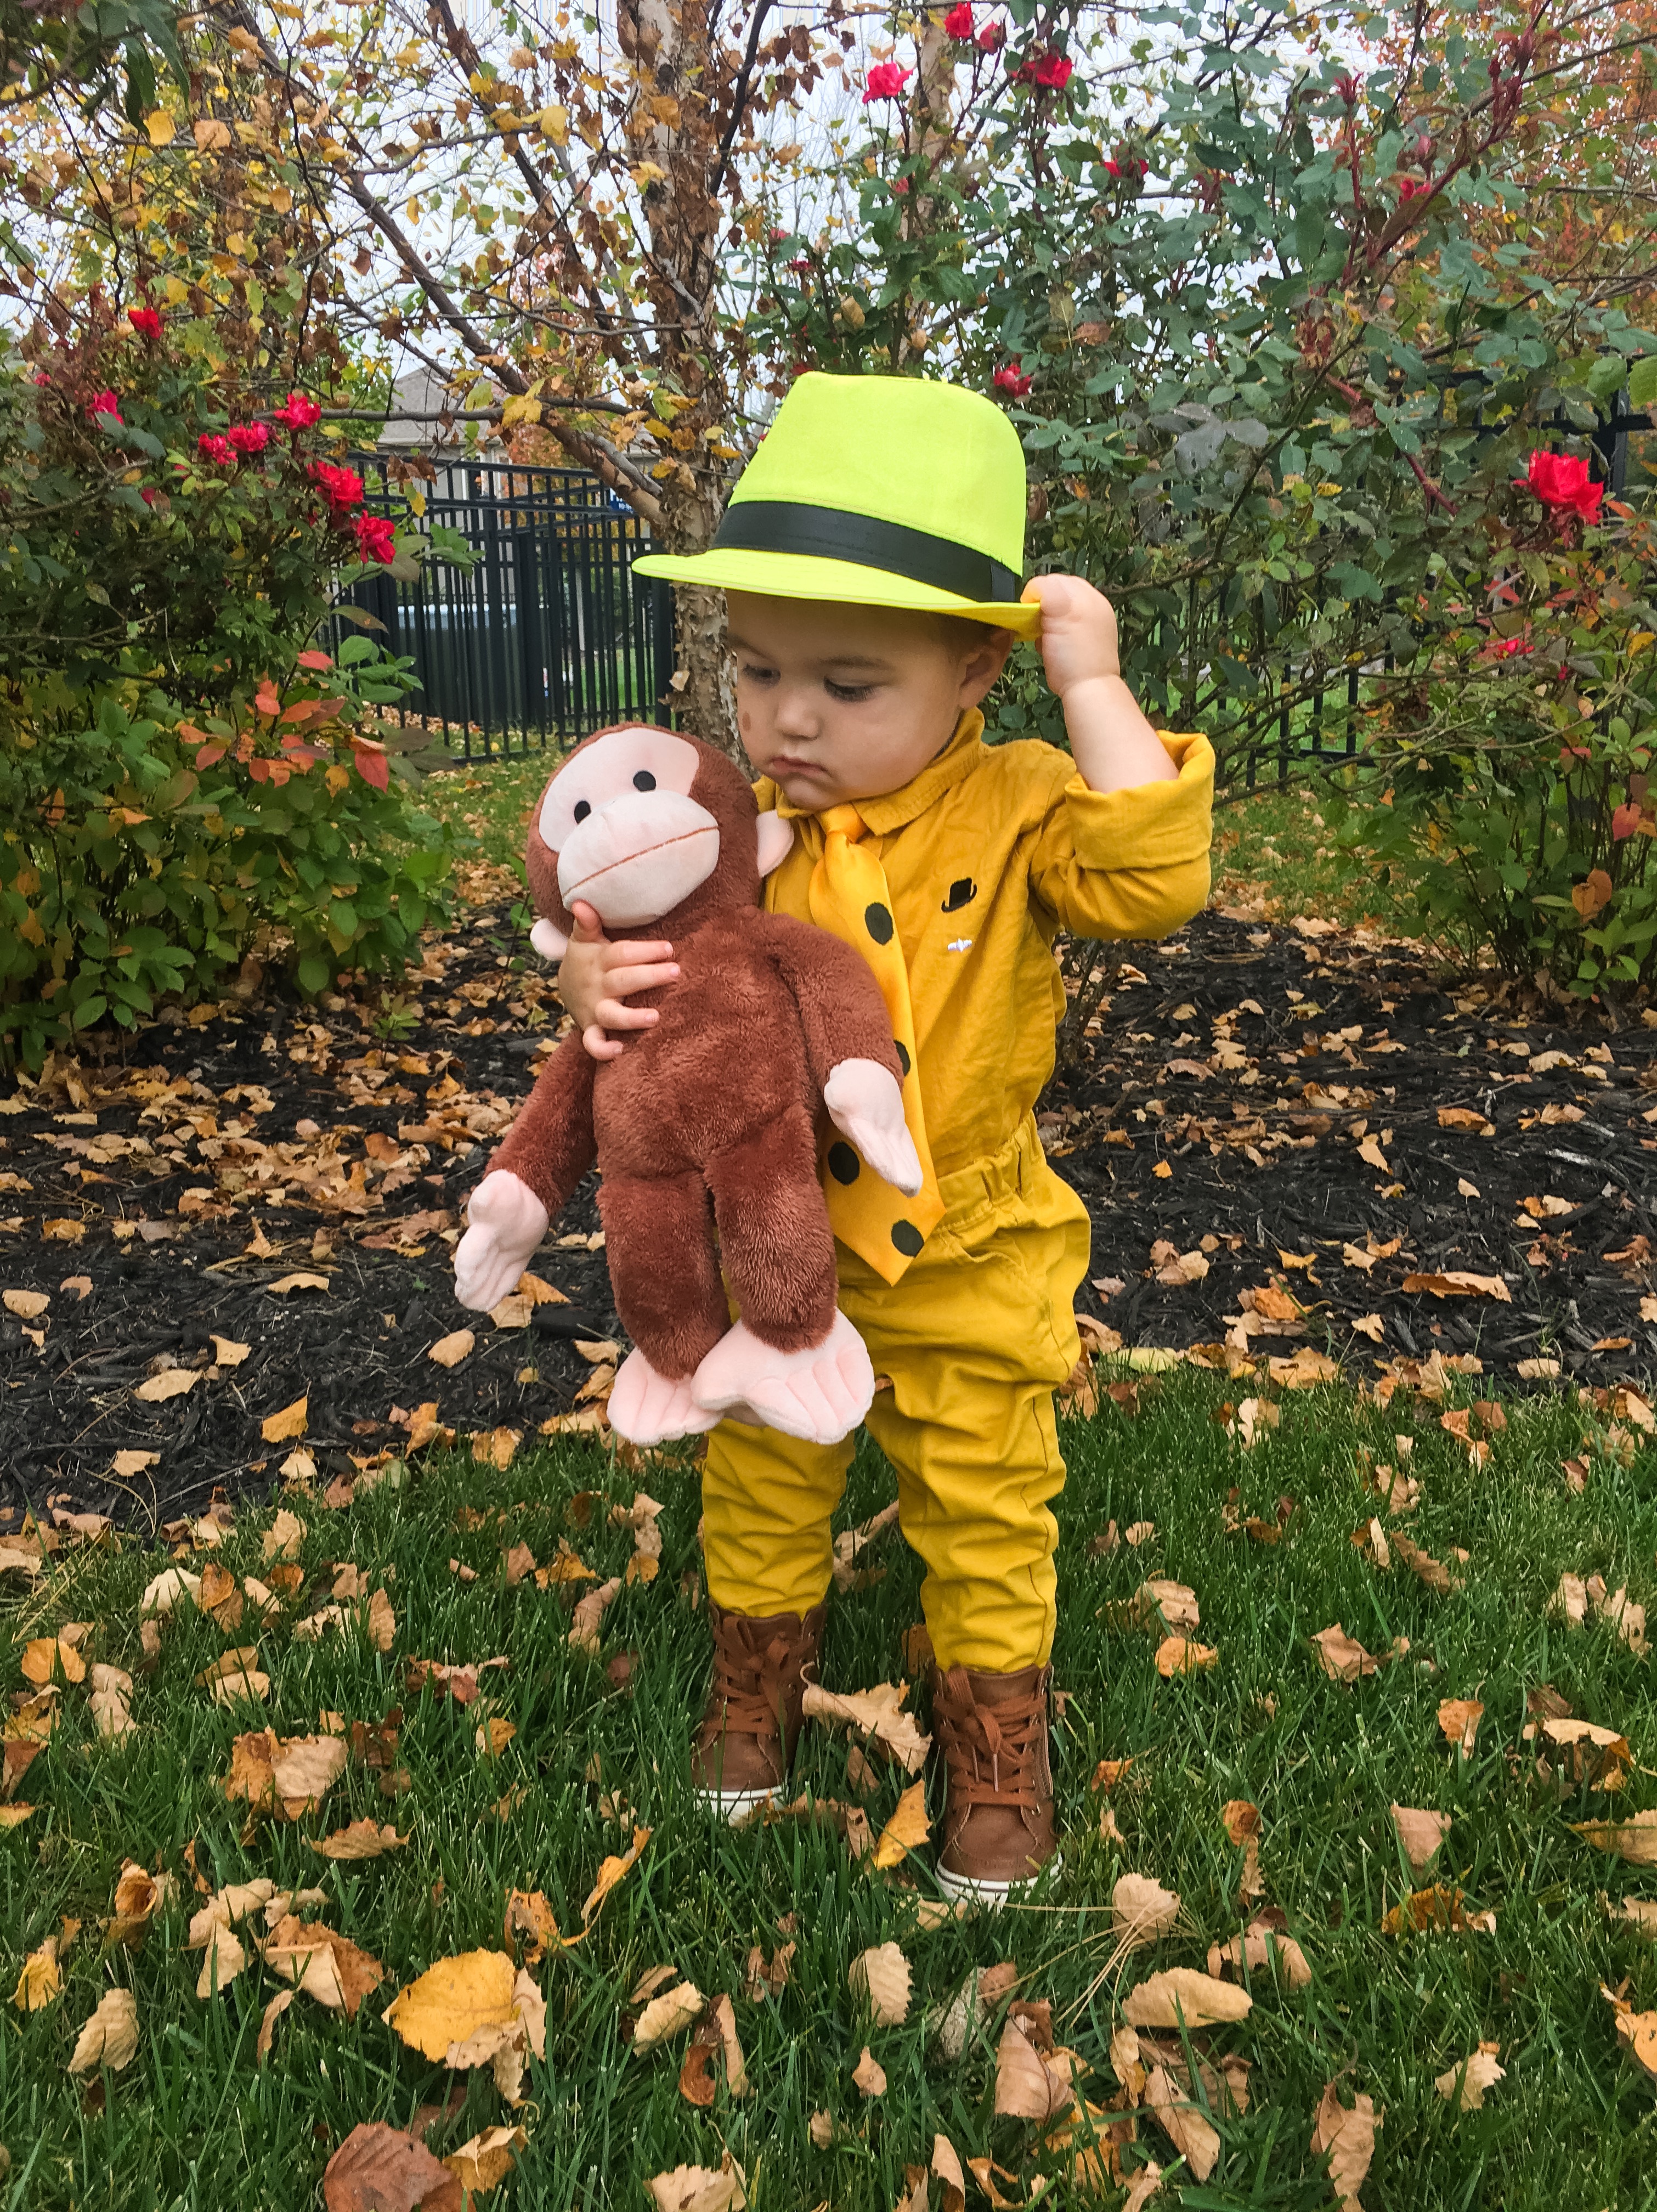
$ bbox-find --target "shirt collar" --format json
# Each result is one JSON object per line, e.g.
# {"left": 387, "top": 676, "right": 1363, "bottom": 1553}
{"left": 756, "top": 708, "right": 986, "bottom": 837}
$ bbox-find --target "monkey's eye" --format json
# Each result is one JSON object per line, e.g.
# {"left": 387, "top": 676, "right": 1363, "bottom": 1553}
{"left": 632, "top": 770, "right": 657, "bottom": 791}
{"left": 572, "top": 799, "right": 591, "bottom": 823}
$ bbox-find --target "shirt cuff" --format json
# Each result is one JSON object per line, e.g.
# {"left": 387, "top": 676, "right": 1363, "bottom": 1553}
{"left": 1066, "top": 731, "right": 1215, "bottom": 872}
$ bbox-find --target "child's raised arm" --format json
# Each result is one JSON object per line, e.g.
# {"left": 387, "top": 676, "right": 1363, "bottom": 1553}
{"left": 1021, "top": 574, "right": 1178, "bottom": 794}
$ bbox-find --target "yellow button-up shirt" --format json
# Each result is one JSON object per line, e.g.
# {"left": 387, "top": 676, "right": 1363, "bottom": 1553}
{"left": 755, "top": 711, "right": 1215, "bottom": 1181}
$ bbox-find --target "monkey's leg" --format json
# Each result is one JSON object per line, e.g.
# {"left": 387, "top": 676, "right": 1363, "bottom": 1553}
{"left": 597, "top": 1166, "right": 733, "bottom": 1438}
{"left": 693, "top": 1107, "right": 874, "bottom": 1446}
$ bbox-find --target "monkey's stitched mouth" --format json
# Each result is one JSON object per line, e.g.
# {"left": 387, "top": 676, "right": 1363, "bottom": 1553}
{"left": 562, "top": 826, "right": 717, "bottom": 899}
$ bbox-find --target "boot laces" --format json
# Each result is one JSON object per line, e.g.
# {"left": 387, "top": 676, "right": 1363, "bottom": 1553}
{"left": 708, "top": 1624, "right": 790, "bottom": 1745}
{"left": 939, "top": 1682, "right": 1042, "bottom": 1812}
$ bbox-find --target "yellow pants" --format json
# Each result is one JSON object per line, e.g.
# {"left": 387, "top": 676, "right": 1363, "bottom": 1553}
{"left": 702, "top": 1114, "right": 1089, "bottom": 1673}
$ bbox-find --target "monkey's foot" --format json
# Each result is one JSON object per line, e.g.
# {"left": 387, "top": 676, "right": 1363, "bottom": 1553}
{"left": 453, "top": 1171, "right": 550, "bottom": 1312}
{"left": 690, "top": 1312, "right": 875, "bottom": 1445}
{"left": 608, "top": 1347, "right": 721, "bottom": 1448}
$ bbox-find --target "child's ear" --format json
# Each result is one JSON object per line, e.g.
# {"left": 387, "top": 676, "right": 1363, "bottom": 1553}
{"left": 530, "top": 917, "right": 570, "bottom": 962}
{"left": 756, "top": 812, "right": 795, "bottom": 876}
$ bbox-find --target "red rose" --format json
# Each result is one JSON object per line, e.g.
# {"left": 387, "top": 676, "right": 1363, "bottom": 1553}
{"left": 976, "top": 19, "right": 1005, "bottom": 47}
{"left": 310, "top": 460, "right": 365, "bottom": 514}
{"left": 354, "top": 513, "right": 397, "bottom": 564}
{"left": 128, "top": 307, "right": 163, "bottom": 340}
{"left": 197, "top": 432, "right": 235, "bottom": 465}
{"left": 1518, "top": 449, "right": 1603, "bottom": 522}
{"left": 863, "top": 61, "right": 912, "bottom": 101}
{"left": 273, "top": 392, "right": 324, "bottom": 430}
{"left": 1033, "top": 52, "right": 1073, "bottom": 88}
{"left": 994, "top": 361, "right": 1033, "bottom": 398}
{"left": 944, "top": 3, "right": 974, "bottom": 36}
{"left": 228, "top": 422, "right": 271, "bottom": 455}
{"left": 88, "top": 390, "right": 123, "bottom": 426}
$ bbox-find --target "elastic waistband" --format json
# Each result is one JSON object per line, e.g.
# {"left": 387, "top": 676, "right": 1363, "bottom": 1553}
{"left": 936, "top": 1111, "right": 1044, "bottom": 1223}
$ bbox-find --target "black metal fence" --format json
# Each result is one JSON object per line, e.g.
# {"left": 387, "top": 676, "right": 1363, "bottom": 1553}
{"left": 339, "top": 458, "right": 675, "bottom": 760}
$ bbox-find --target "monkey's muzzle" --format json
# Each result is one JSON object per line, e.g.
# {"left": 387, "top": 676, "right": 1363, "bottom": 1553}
{"left": 557, "top": 791, "right": 721, "bottom": 929}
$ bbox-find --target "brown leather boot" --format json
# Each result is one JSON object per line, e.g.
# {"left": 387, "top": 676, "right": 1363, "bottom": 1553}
{"left": 932, "top": 1662, "right": 1059, "bottom": 1904}
{"left": 691, "top": 1600, "right": 827, "bottom": 1819}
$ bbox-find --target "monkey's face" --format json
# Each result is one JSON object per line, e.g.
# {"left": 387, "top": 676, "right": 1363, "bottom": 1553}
{"left": 541, "top": 727, "right": 717, "bottom": 931}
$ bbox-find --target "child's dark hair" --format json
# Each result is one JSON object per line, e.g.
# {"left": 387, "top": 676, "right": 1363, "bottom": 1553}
{"left": 929, "top": 611, "right": 1011, "bottom": 658}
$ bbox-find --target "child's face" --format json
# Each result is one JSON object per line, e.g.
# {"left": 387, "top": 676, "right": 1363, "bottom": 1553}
{"left": 726, "top": 591, "right": 1011, "bottom": 808}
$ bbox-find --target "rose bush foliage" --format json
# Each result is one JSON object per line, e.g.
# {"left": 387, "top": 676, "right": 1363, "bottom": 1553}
{"left": 0, "top": 302, "right": 463, "bottom": 1064}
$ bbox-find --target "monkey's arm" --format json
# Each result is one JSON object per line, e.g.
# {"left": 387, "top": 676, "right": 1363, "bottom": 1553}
{"left": 454, "top": 1036, "right": 597, "bottom": 1310}
{"left": 755, "top": 914, "right": 920, "bottom": 1197}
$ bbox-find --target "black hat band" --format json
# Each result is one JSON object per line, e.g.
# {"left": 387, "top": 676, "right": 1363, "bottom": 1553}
{"left": 710, "top": 499, "right": 1019, "bottom": 604}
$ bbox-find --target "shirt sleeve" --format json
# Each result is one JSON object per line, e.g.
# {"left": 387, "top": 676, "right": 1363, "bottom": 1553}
{"left": 1028, "top": 731, "right": 1214, "bottom": 941}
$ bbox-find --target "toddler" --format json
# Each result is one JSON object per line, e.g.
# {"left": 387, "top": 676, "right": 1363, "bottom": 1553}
{"left": 552, "top": 373, "right": 1212, "bottom": 1900}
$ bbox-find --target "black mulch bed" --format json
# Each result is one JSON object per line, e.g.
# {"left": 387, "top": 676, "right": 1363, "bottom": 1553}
{"left": 2, "top": 904, "right": 1654, "bottom": 1533}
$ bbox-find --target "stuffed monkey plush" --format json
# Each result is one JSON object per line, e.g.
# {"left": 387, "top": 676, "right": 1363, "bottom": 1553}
{"left": 453, "top": 724, "right": 921, "bottom": 1448}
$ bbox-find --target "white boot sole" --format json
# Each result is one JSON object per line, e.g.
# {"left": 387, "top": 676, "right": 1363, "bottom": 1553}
{"left": 694, "top": 1784, "right": 781, "bottom": 1825}
{"left": 935, "top": 1854, "right": 1062, "bottom": 1910}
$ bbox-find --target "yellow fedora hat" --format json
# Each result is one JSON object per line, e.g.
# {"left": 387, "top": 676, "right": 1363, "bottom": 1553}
{"left": 634, "top": 372, "right": 1039, "bottom": 638}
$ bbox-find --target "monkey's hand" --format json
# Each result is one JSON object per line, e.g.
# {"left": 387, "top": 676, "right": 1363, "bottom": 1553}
{"left": 822, "top": 1058, "right": 923, "bottom": 1196}
{"left": 453, "top": 1170, "right": 550, "bottom": 1311}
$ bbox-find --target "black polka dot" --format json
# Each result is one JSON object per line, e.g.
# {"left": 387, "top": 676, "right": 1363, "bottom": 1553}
{"left": 891, "top": 1220, "right": 924, "bottom": 1257}
{"left": 864, "top": 901, "right": 894, "bottom": 945}
{"left": 573, "top": 799, "right": 591, "bottom": 823}
{"left": 895, "top": 1041, "right": 911, "bottom": 1078}
{"left": 633, "top": 769, "right": 656, "bottom": 791}
{"left": 828, "top": 1142, "right": 861, "bottom": 1184}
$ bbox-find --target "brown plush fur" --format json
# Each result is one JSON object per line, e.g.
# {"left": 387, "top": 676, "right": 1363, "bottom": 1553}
{"left": 490, "top": 729, "right": 902, "bottom": 1378}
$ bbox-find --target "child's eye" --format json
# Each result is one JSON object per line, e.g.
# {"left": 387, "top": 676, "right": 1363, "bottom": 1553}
{"left": 739, "top": 661, "right": 778, "bottom": 684}
{"left": 825, "top": 679, "right": 874, "bottom": 702}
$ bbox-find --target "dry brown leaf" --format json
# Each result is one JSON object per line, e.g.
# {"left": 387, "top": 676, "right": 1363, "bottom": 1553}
{"left": 12, "top": 1934, "right": 60, "bottom": 2011}
{"left": 263, "top": 1915, "right": 386, "bottom": 2018}
{"left": 257, "top": 1988, "right": 295, "bottom": 2068}
{"left": 644, "top": 2158, "right": 747, "bottom": 2212}
{"left": 261, "top": 1508, "right": 307, "bottom": 1562}
{"left": 993, "top": 2016, "right": 1072, "bottom": 2120}
{"left": 267, "top": 1272, "right": 329, "bottom": 1296}
{"left": 21, "top": 1635, "right": 86, "bottom": 1686}
{"left": 872, "top": 1782, "right": 930, "bottom": 1871}
{"left": 2, "top": 1287, "right": 47, "bottom": 1321}
{"left": 852, "top": 2044, "right": 887, "bottom": 2098}
{"left": 428, "top": 1329, "right": 475, "bottom": 1369}
{"left": 1122, "top": 1967, "right": 1252, "bottom": 2029}
{"left": 568, "top": 1576, "right": 623, "bottom": 1656}
{"left": 88, "top": 1663, "right": 135, "bottom": 1741}
{"left": 1438, "top": 1699, "right": 1484, "bottom": 1756}
{"left": 1401, "top": 1270, "right": 1511, "bottom": 1302}
{"left": 801, "top": 1680, "right": 931, "bottom": 1775}
{"left": 1379, "top": 1884, "right": 1495, "bottom": 1936}
{"left": 634, "top": 1980, "right": 704, "bottom": 2052}
{"left": 711, "top": 1990, "right": 749, "bottom": 2097}
{"left": 1393, "top": 1531, "right": 1464, "bottom": 1595}
{"left": 1206, "top": 1920, "right": 1312, "bottom": 1988}
{"left": 1390, "top": 1804, "right": 1451, "bottom": 1872}
{"left": 504, "top": 1891, "right": 561, "bottom": 1963}
{"left": 321, "top": 2120, "right": 462, "bottom": 2212}
{"left": 473, "top": 1427, "right": 521, "bottom": 1472}
{"left": 67, "top": 1985, "right": 139, "bottom": 2076}
{"left": 260, "top": 1396, "right": 309, "bottom": 1444}
{"left": 1155, "top": 1635, "right": 1218, "bottom": 1677}
{"left": 1572, "top": 1808, "right": 1657, "bottom": 1864}
{"left": 312, "top": 1819, "right": 409, "bottom": 1861}
{"left": 849, "top": 1942, "right": 910, "bottom": 2027}
{"left": 1122, "top": 2166, "right": 1164, "bottom": 2211}
{"left": 135, "top": 1367, "right": 200, "bottom": 1403}
{"left": 581, "top": 1826, "right": 651, "bottom": 1924}
{"left": 1310, "top": 2083, "right": 1379, "bottom": 2211}
{"left": 1551, "top": 1571, "right": 1590, "bottom": 1628}
{"left": 1145, "top": 2062, "right": 1220, "bottom": 2182}
{"left": 1435, "top": 2042, "right": 1504, "bottom": 2112}
{"left": 1112, "top": 1872, "right": 1180, "bottom": 1949}
{"left": 931, "top": 2131, "right": 968, "bottom": 2212}
{"left": 474, "top": 1716, "right": 516, "bottom": 1759}
{"left": 443, "top": 2125, "right": 527, "bottom": 2196}
{"left": 1311, "top": 1622, "right": 1379, "bottom": 1682}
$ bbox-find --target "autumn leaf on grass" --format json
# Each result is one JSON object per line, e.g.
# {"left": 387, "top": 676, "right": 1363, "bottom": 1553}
{"left": 872, "top": 1783, "right": 930, "bottom": 1870}
{"left": 1572, "top": 1808, "right": 1657, "bottom": 1864}
{"left": 12, "top": 1934, "right": 61, "bottom": 2011}
{"left": 89, "top": 1664, "right": 135, "bottom": 1742}
{"left": 22, "top": 1635, "right": 86, "bottom": 1687}
{"left": 444, "top": 2126, "right": 528, "bottom": 2196}
{"left": 199, "top": 1649, "right": 270, "bottom": 1706}
{"left": 832, "top": 1499, "right": 901, "bottom": 1593}
{"left": 382, "top": 1950, "right": 545, "bottom": 2101}
{"left": 1310, "top": 2081, "right": 1380, "bottom": 2212}
{"left": 993, "top": 2015, "right": 1076, "bottom": 2121}
{"left": 1311, "top": 1622, "right": 1379, "bottom": 1683}
{"left": 568, "top": 1576, "right": 623, "bottom": 1656}
{"left": 321, "top": 2121, "right": 462, "bottom": 2212}
{"left": 633, "top": 1979, "right": 704, "bottom": 2052}
{"left": 1393, "top": 1531, "right": 1467, "bottom": 1595}
{"left": 1144, "top": 2062, "right": 1220, "bottom": 2183}
{"left": 1380, "top": 1884, "right": 1495, "bottom": 1936}
{"left": 645, "top": 2155, "right": 748, "bottom": 2212}
{"left": 1438, "top": 1699, "right": 1484, "bottom": 1756}
{"left": 1435, "top": 2041, "right": 1505, "bottom": 2113}
{"left": 107, "top": 1860, "right": 173, "bottom": 1947}
{"left": 849, "top": 1942, "right": 910, "bottom": 2027}
{"left": 852, "top": 2045, "right": 888, "bottom": 2098}
{"left": 802, "top": 1680, "right": 932, "bottom": 1775}
{"left": 580, "top": 1825, "right": 652, "bottom": 1928}
{"left": 1122, "top": 1967, "right": 1252, "bottom": 2029}
{"left": 1207, "top": 1917, "right": 1312, "bottom": 1988}
{"left": 263, "top": 1915, "right": 386, "bottom": 2018}
{"left": 312, "top": 1819, "right": 409, "bottom": 1861}
{"left": 220, "top": 1730, "right": 347, "bottom": 1820}
{"left": 1533, "top": 1717, "right": 1629, "bottom": 1790}
{"left": 1112, "top": 1873, "right": 1180, "bottom": 1949}
{"left": 1155, "top": 1634, "right": 1218, "bottom": 1678}
{"left": 1391, "top": 1805, "right": 1451, "bottom": 1872}
{"left": 67, "top": 1986, "right": 139, "bottom": 2076}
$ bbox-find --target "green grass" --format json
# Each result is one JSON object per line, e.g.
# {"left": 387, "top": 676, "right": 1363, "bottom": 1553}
{"left": 1211, "top": 786, "right": 1429, "bottom": 943}
{"left": 8, "top": 1371, "right": 1657, "bottom": 2209}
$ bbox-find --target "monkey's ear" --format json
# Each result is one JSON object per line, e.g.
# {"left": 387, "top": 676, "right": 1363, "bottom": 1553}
{"left": 756, "top": 812, "right": 795, "bottom": 877}
{"left": 530, "top": 917, "right": 570, "bottom": 962}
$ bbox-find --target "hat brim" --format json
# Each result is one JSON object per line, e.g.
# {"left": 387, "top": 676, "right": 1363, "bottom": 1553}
{"left": 631, "top": 546, "right": 1041, "bottom": 640}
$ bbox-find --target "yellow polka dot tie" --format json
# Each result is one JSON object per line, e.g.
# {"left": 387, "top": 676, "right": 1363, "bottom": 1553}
{"left": 808, "top": 803, "right": 943, "bottom": 1285}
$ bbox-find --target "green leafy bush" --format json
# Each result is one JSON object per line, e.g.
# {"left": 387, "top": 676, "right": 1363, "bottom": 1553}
{"left": 0, "top": 299, "right": 466, "bottom": 1065}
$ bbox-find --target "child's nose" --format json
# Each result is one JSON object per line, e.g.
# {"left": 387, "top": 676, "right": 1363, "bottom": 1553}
{"left": 773, "top": 685, "right": 821, "bottom": 738}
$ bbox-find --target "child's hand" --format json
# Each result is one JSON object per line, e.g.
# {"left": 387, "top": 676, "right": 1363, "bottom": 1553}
{"left": 558, "top": 900, "right": 680, "bottom": 1063}
{"left": 1021, "top": 574, "right": 1122, "bottom": 699}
